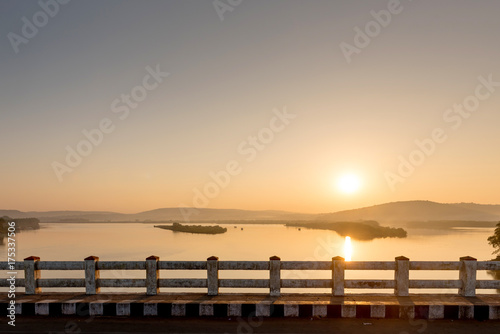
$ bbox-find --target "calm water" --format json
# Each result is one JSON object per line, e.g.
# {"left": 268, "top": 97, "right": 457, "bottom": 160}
{"left": 1, "top": 223, "right": 497, "bottom": 294}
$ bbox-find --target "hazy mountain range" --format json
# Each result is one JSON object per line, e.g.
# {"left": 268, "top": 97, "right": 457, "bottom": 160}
{"left": 0, "top": 208, "right": 314, "bottom": 222}
{"left": 317, "top": 201, "right": 500, "bottom": 222}
{"left": 2, "top": 200, "right": 500, "bottom": 223}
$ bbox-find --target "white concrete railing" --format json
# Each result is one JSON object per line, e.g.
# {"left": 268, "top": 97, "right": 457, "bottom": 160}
{"left": 1, "top": 256, "right": 499, "bottom": 297}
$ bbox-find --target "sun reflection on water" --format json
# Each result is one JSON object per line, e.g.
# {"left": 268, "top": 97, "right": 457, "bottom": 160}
{"left": 344, "top": 236, "right": 352, "bottom": 261}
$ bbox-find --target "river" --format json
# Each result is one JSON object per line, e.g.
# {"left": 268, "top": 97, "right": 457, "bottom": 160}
{"left": 1, "top": 223, "right": 497, "bottom": 294}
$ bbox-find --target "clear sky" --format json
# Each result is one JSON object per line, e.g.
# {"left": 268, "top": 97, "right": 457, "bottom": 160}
{"left": 1, "top": 0, "right": 500, "bottom": 214}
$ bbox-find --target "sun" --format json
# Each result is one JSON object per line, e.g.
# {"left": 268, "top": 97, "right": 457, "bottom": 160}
{"left": 337, "top": 174, "right": 362, "bottom": 194}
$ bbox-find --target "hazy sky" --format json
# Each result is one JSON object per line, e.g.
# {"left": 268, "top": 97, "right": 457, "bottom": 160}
{"left": 1, "top": 0, "right": 500, "bottom": 214}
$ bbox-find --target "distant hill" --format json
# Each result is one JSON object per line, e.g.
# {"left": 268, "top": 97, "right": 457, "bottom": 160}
{"left": 317, "top": 200, "right": 500, "bottom": 223}
{"left": 0, "top": 210, "right": 128, "bottom": 222}
{"left": 0, "top": 208, "right": 314, "bottom": 222}
{"left": 452, "top": 203, "right": 500, "bottom": 217}
{"left": 130, "top": 208, "right": 315, "bottom": 221}
{"left": 2, "top": 200, "right": 500, "bottom": 223}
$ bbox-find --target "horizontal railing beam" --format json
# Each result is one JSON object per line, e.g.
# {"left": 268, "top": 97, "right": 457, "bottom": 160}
{"left": 0, "top": 263, "right": 24, "bottom": 270}
{"left": 345, "top": 279, "right": 395, "bottom": 289}
{"left": 477, "top": 262, "right": 500, "bottom": 270}
{"left": 97, "top": 261, "right": 146, "bottom": 270}
{"left": 37, "top": 261, "right": 85, "bottom": 270}
{"left": 345, "top": 261, "right": 395, "bottom": 270}
{"left": 409, "top": 279, "right": 461, "bottom": 289}
{"left": 159, "top": 279, "right": 207, "bottom": 288}
{"left": 98, "top": 279, "right": 146, "bottom": 288}
{"left": 37, "top": 278, "right": 85, "bottom": 288}
{"left": 1, "top": 260, "right": 499, "bottom": 271}
{"left": 476, "top": 280, "right": 500, "bottom": 289}
{"left": 281, "top": 261, "right": 331, "bottom": 270}
{"left": 0, "top": 279, "right": 25, "bottom": 287}
{"left": 219, "top": 261, "right": 269, "bottom": 270}
{"left": 219, "top": 279, "right": 269, "bottom": 288}
{"left": 158, "top": 261, "right": 207, "bottom": 270}
{"left": 410, "top": 261, "right": 460, "bottom": 270}
{"left": 281, "top": 279, "right": 331, "bottom": 288}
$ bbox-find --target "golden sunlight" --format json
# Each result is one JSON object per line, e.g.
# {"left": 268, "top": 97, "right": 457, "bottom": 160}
{"left": 337, "top": 174, "right": 361, "bottom": 194}
{"left": 344, "top": 236, "right": 352, "bottom": 261}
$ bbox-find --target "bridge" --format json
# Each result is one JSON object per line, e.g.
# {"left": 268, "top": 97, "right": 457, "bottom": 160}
{"left": 1, "top": 255, "right": 499, "bottom": 319}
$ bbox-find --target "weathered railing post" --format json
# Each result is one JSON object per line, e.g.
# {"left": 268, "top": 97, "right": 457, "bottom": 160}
{"left": 146, "top": 255, "right": 160, "bottom": 295}
{"left": 270, "top": 256, "right": 281, "bottom": 297}
{"left": 207, "top": 256, "right": 219, "bottom": 296}
{"left": 395, "top": 256, "right": 409, "bottom": 296}
{"left": 459, "top": 256, "right": 477, "bottom": 297}
{"left": 24, "top": 256, "right": 41, "bottom": 295}
{"left": 84, "top": 256, "right": 100, "bottom": 295}
{"left": 332, "top": 256, "right": 345, "bottom": 296}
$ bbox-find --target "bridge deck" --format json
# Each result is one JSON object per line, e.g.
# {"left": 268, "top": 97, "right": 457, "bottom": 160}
{"left": 2, "top": 293, "right": 500, "bottom": 319}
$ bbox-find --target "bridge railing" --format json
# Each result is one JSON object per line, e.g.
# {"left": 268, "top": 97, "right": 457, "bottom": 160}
{"left": 1, "top": 255, "right": 499, "bottom": 296}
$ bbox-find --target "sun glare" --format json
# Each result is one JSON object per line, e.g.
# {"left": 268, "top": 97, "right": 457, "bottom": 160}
{"left": 337, "top": 174, "right": 361, "bottom": 194}
{"left": 344, "top": 236, "right": 352, "bottom": 261}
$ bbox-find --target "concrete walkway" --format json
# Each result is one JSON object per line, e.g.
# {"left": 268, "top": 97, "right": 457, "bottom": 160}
{"left": 2, "top": 293, "right": 499, "bottom": 320}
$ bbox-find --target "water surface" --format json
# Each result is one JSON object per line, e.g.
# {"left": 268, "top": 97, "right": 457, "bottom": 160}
{"left": 1, "top": 223, "right": 497, "bottom": 294}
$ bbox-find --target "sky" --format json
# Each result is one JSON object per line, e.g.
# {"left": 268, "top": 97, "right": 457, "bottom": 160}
{"left": 1, "top": 0, "right": 500, "bottom": 214}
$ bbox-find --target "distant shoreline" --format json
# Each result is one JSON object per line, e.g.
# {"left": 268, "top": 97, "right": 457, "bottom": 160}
{"left": 36, "top": 219, "right": 498, "bottom": 229}
{"left": 286, "top": 221, "right": 407, "bottom": 241}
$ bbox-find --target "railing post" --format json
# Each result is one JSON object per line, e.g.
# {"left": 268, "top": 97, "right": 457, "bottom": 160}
{"left": 84, "top": 256, "right": 100, "bottom": 295}
{"left": 459, "top": 256, "right": 477, "bottom": 297}
{"left": 146, "top": 255, "right": 160, "bottom": 295}
{"left": 270, "top": 256, "right": 281, "bottom": 297}
{"left": 207, "top": 256, "right": 219, "bottom": 296}
{"left": 332, "top": 256, "right": 345, "bottom": 296}
{"left": 24, "top": 256, "right": 41, "bottom": 295}
{"left": 395, "top": 256, "right": 409, "bottom": 296}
